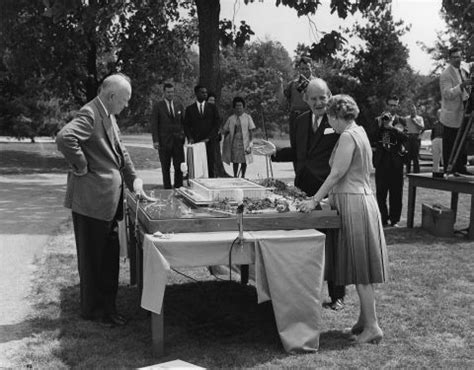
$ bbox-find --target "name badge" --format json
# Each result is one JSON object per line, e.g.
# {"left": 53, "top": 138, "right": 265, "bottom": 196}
{"left": 324, "top": 128, "right": 335, "bottom": 135}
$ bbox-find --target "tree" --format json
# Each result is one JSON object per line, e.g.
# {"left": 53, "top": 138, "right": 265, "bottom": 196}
{"left": 192, "top": 0, "right": 382, "bottom": 98}
{"left": 336, "top": 7, "right": 417, "bottom": 132}
{"left": 219, "top": 40, "right": 293, "bottom": 137}
{"left": 0, "top": 0, "right": 194, "bottom": 138}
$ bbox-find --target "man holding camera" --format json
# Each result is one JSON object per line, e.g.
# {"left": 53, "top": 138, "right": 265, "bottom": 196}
{"left": 372, "top": 95, "right": 408, "bottom": 227}
{"left": 280, "top": 57, "right": 315, "bottom": 151}
{"left": 439, "top": 47, "right": 473, "bottom": 175}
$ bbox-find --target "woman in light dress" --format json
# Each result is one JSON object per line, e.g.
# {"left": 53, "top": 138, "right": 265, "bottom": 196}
{"left": 222, "top": 96, "right": 256, "bottom": 178}
{"left": 299, "top": 94, "right": 388, "bottom": 345}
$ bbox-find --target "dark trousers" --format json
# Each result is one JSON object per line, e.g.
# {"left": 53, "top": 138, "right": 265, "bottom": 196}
{"left": 375, "top": 159, "right": 404, "bottom": 225}
{"left": 443, "top": 125, "right": 467, "bottom": 173}
{"left": 323, "top": 229, "right": 346, "bottom": 301}
{"left": 72, "top": 211, "right": 120, "bottom": 318}
{"left": 405, "top": 135, "right": 421, "bottom": 173}
{"left": 206, "top": 139, "right": 217, "bottom": 178}
{"left": 159, "top": 143, "right": 184, "bottom": 189}
{"left": 328, "top": 281, "right": 345, "bottom": 301}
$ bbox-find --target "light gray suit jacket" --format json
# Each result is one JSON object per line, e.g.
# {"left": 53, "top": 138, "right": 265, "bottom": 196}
{"left": 439, "top": 63, "right": 471, "bottom": 128}
{"left": 56, "top": 97, "right": 137, "bottom": 221}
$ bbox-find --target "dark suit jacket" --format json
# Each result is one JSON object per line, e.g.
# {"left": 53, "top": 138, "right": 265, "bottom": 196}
{"left": 150, "top": 99, "right": 185, "bottom": 149}
{"left": 56, "top": 97, "right": 137, "bottom": 221}
{"left": 371, "top": 116, "right": 408, "bottom": 169}
{"left": 183, "top": 101, "right": 220, "bottom": 142}
{"left": 273, "top": 112, "right": 339, "bottom": 196}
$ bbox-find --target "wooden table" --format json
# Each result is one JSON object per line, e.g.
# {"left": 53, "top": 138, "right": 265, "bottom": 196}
{"left": 406, "top": 173, "right": 474, "bottom": 239}
{"left": 125, "top": 188, "right": 341, "bottom": 357}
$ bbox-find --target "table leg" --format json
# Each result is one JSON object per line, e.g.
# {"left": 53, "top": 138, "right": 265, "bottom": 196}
{"left": 450, "top": 192, "right": 459, "bottom": 224}
{"left": 240, "top": 265, "right": 249, "bottom": 285}
{"left": 137, "top": 232, "right": 144, "bottom": 294}
{"left": 469, "top": 196, "right": 474, "bottom": 240}
{"left": 407, "top": 181, "right": 416, "bottom": 228}
{"left": 127, "top": 216, "right": 137, "bottom": 286}
{"left": 151, "top": 310, "right": 164, "bottom": 357}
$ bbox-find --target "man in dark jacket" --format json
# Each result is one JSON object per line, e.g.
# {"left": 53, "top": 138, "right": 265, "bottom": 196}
{"left": 272, "top": 77, "right": 345, "bottom": 311}
{"left": 151, "top": 83, "right": 185, "bottom": 189}
{"left": 183, "top": 85, "right": 221, "bottom": 178}
{"left": 372, "top": 95, "right": 408, "bottom": 227}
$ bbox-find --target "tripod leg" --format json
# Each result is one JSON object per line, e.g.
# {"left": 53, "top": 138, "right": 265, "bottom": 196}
{"left": 446, "top": 112, "right": 474, "bottom": 175}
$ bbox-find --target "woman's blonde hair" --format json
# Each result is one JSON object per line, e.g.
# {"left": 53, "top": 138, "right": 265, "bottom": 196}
{"left": 326, "top": 94, "right": 360, "bottom": 120}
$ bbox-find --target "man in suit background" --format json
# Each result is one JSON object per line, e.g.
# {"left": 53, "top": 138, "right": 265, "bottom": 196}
{"left": 372, "top": 95, "right": 407, "bottom": 227}
{"left": 439, "top": 46, "right": 473, "bottom": 175}
{"left": 56, "top": 73, "right": 145, "bottom": 326}
{"left": 272, "top": 78, "right": 346, "bottom": 311}
{"left": 151, "top": 82, "right": 185, "bottom": 189}
{"left": 183, "top": 85, "right": 221, "bottom": 178}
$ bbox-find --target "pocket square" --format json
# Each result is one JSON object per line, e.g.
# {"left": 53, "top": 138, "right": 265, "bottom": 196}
{"left": 324, "top": 128, "right": 335, "bottom": 135}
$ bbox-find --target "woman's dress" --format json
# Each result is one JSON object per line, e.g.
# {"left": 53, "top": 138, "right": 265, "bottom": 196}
{"left": 328, "top": 124, "right": 389, "bottom": 285}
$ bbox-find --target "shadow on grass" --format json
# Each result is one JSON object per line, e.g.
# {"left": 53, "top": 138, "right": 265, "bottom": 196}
{"left": 0, "top": 149, "right": 69, "bottom": 174}
{"left": 21, "top": 275, "right": 299, "bottom": 368}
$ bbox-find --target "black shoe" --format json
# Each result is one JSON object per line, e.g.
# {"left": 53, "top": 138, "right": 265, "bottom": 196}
{"left": 102, "top": 313, "right": 129, "bottom": 326}
{"left": 323, "top": 298, "right": 344, "bottom": 311}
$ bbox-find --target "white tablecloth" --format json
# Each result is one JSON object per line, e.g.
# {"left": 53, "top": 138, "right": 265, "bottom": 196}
{"left": 141, "top": 229, "right": 325, "bottom": 353}
{"left": 184, "top": 142, "right": 208, "bottom": 179}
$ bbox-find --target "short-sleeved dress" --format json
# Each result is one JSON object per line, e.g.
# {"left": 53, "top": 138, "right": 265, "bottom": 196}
{"left": 328, "top": 124, "right": 389, "bottom": 285}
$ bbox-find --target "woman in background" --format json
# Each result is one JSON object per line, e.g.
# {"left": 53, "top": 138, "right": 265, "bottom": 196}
{"left": 222, "top": 96, "right": 256, "bottom": 178}
{"left": 299, "top": 94, "right": 388, "bottom": 345}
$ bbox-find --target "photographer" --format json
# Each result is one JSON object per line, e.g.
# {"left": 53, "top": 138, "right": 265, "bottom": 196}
{"left": 278, "top": 56, "right": 315, "bottom": 151}
{"left": 372, "top": 95, "right": 408, "bottom": 227}
{"left": 439, "top": 47, "right": 474, "bottom": 175}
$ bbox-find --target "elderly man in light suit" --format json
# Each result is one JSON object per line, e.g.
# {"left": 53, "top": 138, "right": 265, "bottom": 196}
{"left": 56, "top": 73, "right": 145, "bottom": 326}
{"left": 440, "top": 47, "right": 473, "bottom": 175}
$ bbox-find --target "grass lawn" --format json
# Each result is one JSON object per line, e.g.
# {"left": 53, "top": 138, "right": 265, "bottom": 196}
{"left": 2, "top": 141, "right": 473, "bottom": 368}
{"left": 0, "top": 142, "right": 160, "bottom": 174}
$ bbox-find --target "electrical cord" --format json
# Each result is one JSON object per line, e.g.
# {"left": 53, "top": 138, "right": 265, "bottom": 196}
{"left": 171, "top": 268, "right": 200, "bottom": 282}
{"left": 228, "top": 235, "right": 242, "bottom": 281}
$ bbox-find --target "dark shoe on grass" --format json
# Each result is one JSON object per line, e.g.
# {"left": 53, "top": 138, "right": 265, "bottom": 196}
{"left": 102, "top": 313, "right": 129, "bottom": 326}
{"left": 323, "top": 298, "right": 344, "bottom": 311}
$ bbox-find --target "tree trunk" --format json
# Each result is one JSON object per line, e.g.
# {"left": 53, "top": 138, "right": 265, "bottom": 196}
{"left": 196, "top": 0, "right": 221, "bottom": 97}
{"left": 85, "top": 30, "right": 98, "bottom": 102}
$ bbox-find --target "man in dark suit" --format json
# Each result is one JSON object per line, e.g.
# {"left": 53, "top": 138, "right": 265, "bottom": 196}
{"left": 183, "top": 85, "right": 221, "bottom": 178}
{"left": 371, "top": 95, "right": 408, "bottom": 227}
{"left": 150, "top": 83, "right": 185, "bottom": 189}
{"left": 56, "top": 74, "right": 145, "bottom": 326}
{"left": 272, "top": 78, "right": 346, "bottom": 311}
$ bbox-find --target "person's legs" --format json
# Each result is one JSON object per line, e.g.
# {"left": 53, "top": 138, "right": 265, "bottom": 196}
{"left": 432, "top": 137, "right": 443, "bottom": 172}
{"left": 326, "top": 281, "right": 345, "bottom": 310}
{"left": 413, "top": 138, "right": 421, "bottom": 173}
{"left": 355, "top": 284, "right": 383, "bottom": 343}
{"left": 206, "top": 140, "right": 216, "bottom": 178}
{"left": 443, "top": 126, "right": 458, "bottom": 172}
{"left": 100, "top": 218, "right": 120, "bottom": 316}
{"left": 171, "top": 141, "right": 185, "bottom": 188}
{"left": 375, "top": 169, "right": 389, "bottom": 225}
{"left": 388, "top": 163, "right": 404, "bottom": 225}
{"left": 232, "top": 163, "right": 239, "bottom": 177}
{"left": 158, "top": 147, "right": 172, "bottom": 189}
{"left": 240, "top": 163, "right": 247, "bottom": 178}
{"left": 72, "top": 212, "right": 108, "bottom": 319}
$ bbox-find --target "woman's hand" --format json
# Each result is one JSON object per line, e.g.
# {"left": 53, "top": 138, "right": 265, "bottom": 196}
{"left": 298, "top": 198, "right": 319, "bottom": 213}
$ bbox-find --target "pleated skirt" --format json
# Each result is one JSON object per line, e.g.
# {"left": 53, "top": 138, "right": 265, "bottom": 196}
{"left": 328, "top": 192, "right": 389, "bottom": 285}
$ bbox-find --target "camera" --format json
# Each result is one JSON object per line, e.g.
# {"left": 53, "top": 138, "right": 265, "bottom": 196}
{"left": 381, "top": 112, "right": 392, "bottom": 121}
{"left": 296, "top": 74, "right": 310, "bottom": 93}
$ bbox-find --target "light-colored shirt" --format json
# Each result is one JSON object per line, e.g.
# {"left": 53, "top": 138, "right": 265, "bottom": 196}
{"left": 404, "top": 115, "right": 424, "bottom": 134}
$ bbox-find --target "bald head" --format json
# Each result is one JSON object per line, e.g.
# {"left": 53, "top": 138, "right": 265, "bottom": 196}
{"left": 98, "top": 74, "right": 132, "bottom": 115}
{"left": 303, "top": 78, "right": 332, "bottom": 116}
